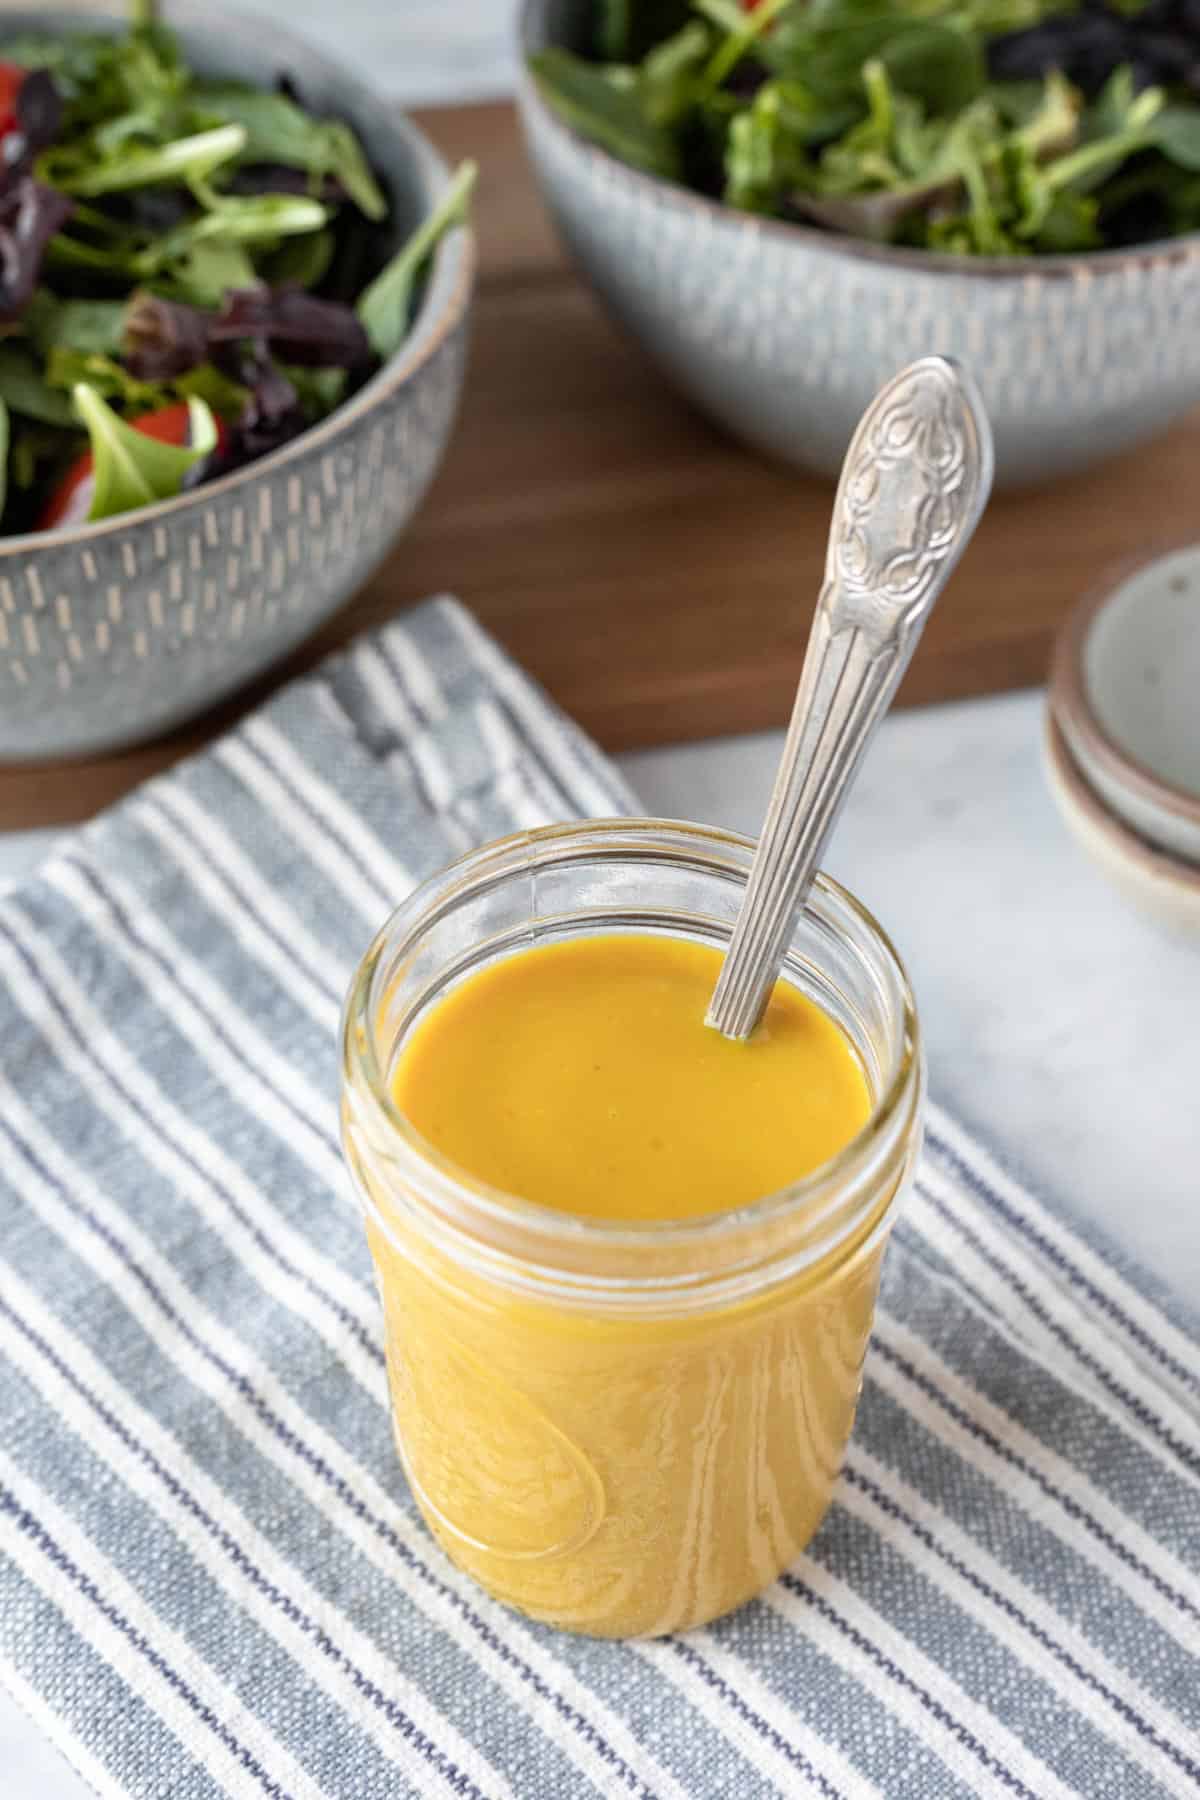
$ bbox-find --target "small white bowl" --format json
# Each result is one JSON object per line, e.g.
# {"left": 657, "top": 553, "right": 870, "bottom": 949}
{"left": 1050, "top": 545, "right": 1200, "bottom": 866}
{"left": 1043, "top": 713, "right": 1200, "bottom": 934}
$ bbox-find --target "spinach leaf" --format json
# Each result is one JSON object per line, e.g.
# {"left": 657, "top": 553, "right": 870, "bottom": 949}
{"left": 157, "top": 239, "right": 261, "bottom": 307}
{"left": 72, "top": 384, "right": 216, "bottom": 521}
{"left": 261, "top": 227, "right": 335, "bottom": 290}
{"left": 24, "top": 293, "right": 127, "bottom": 357}
{"left": 1148, "top": 107, "right": 1200, "bottom": 173}
{"left": 595, "top": 0, "right": 633, "bottom": 61}
{"left": 189, "top": 85, "right": 386, "bottom": 219}
{"left": 9, "top": 419, "right": 79, "bottom": 494}
{"left": 174, "top": 362, "right": 250, "bottom": 417}
{"left": 529, "top": 49, "right": 681, "bottom": 178}
{"left": 595, "top": 0, "right": 691, "bottom": 63}
{"left": 878, "top": 24, "right": 985, "bottom": 116}
{"left": 0, "top": 346, "right": 80, "bottom": 426}
{"left": 281, "top": 363, "right": 347, "bottom": 418}
{"left": 357, "top": 159, "right": 476, "bottom": 359}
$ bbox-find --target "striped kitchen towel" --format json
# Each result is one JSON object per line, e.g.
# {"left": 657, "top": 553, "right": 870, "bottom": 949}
{"left": 0, "top": 595, "right": 1197, "bottom": 1800}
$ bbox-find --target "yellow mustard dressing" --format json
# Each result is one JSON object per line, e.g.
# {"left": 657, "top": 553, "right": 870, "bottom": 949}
{"left": 365, "top": 933, "right": 889, "bottom": 1637}
{"left": 392, "top": 934, "right": 871, "bottom": 1222}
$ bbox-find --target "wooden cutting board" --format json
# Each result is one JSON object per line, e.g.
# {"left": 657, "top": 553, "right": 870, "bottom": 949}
{"left": 4, "top": 99, "right": 1198, "bottom": 829}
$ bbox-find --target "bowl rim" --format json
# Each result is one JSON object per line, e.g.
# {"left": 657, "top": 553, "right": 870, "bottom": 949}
{"left": 0, "top": 0, "right": 475, "bottom": 558}
{"left": 1049, "top": 542, "right": 1200, "bottom": 834}
{"left": 517, "top": 0, "right": 1200, "bottom": 284}
{"left": 1044, "top": 709, "right": 1200, "bottom": 895}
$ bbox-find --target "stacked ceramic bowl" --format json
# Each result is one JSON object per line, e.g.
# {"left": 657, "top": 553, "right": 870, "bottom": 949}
{"left": 1046, "top": 546, "right": 1200, "bottom": 931}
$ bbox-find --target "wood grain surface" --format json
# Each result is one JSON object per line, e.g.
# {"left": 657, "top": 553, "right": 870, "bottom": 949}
{"left": 5, "top": 99, "right": 1197, "bottom": 828}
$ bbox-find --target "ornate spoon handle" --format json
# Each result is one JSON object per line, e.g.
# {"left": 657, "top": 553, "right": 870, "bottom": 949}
{"left": 707, "top": 356, "right": 994, "bottom": 1041}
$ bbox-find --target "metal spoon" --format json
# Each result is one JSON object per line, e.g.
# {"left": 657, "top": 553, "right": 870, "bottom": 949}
{"left": 706, "top": 355, "right": 994, "bottom": 1041}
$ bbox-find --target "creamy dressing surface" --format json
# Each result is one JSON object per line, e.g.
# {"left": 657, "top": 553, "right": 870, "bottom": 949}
{"left": 392, "top": 933, "right": 871, "bottom": 1221}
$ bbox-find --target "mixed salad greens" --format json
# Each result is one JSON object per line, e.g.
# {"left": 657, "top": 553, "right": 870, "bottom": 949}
{"left": 530, "top": 0, "right": 1200, "bottom": 256}
{"left": 0, "top": 0, "right": 474, "bottom": 533}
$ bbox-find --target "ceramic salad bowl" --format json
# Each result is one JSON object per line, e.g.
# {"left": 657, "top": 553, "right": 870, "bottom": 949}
{"left": 0, "top": 0, "right": 473, "bottom": 760}
{"left": 517, "top": 0, "right": 1200, "bottom": 490}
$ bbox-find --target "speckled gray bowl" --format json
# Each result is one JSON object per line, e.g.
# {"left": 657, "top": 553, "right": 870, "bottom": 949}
{"left": 0, "top": 0, "right": 472, "bottom": 759}
{"left": 519, "top": 0, "right": 1200, "bottom": 491}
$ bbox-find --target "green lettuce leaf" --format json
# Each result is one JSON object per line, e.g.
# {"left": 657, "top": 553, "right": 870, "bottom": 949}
{"left": 189, "top": 85, "right": 386, "bottom": 219}
{"left": 357, "top": 159, "right": 476, "bottom": 359}
{"left": 72, "top": 383, "right": 217, "bottom": 521}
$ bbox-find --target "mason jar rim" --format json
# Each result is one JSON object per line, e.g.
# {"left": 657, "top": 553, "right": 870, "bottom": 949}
{"left": 340, "top": 819, "right": 921, "bottom": 1302}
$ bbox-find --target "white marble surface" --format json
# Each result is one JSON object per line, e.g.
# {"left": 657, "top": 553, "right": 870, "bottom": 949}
{"left": 5, "top": 0, "right": 1200, "bottom": 1792}
{"left": 3, "top": 689, "right": 1197, "bottom": 1293}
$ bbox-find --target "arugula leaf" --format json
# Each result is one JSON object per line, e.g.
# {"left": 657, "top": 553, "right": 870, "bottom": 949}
{"left": 189, "top": 84, "right": 386, "bottom": 219}
{"left": 693, "top": 0, "right": 793, "bottom": 100}
{"left": 39, "top": 122, "right": 246, "bottom": 195}
{"left": 357, "top": 160, "right": 476, "bottom": 359}
{"left": 1012, "top": 68, "right": 1080, "bottom": 158}
{"left": 0, "top": 347, "right": 81, "bottom": 426}
{"left": 72, "top": 383, "right": 216, "bottom": 521}
{"left": 157, "top": 191, "right": 328, "bottom": 255}
{"left": 640, "top": 23, "right": 712, "bottom": 127}
{"left": 47, "top": 348, "right": 169, "bottom": 411}
{"left": 1044, "top": 85, "right": 1164, "bottom": 196}
{"left": 529, "top": 49, "right": 681, "bottom": 178}
{"left": 724, "top": 78, "right": 858, "bottom": 211}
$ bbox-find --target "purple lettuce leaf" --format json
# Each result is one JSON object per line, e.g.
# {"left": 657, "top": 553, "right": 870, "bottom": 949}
{"left": 207, "top": 284, "right": 371, "bottom": 368}
{"left": 183, "top": 343, "right": 307, "bottom": 488}
{"left": 124, "top": 291, "right": 212, "bottom": 378}
{"left": 0, "top": 178, "right": 73, "bottom": 321}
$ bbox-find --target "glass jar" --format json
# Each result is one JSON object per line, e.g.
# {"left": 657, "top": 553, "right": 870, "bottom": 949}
{"left": 341, "top": 820, "right": 922, "bottom": 1639}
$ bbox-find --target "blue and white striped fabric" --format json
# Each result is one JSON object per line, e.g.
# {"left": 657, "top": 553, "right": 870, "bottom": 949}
{"left": 0, "top": 595, "right": 1196, "bottom": 1800}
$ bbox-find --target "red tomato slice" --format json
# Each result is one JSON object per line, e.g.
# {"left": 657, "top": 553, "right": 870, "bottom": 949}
{"left": 38, "top": 402, "right": 220, "bottom": 531}
{"left": 0, "top": 61, "right": 25, "bottom": 137}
